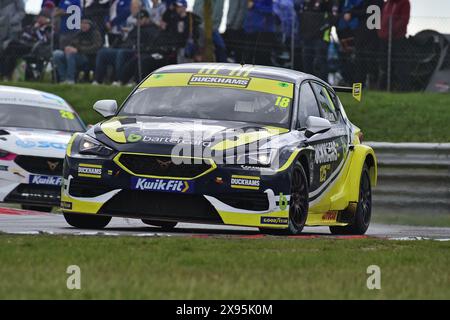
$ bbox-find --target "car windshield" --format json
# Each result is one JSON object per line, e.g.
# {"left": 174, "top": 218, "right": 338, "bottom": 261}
{"left": 119, "top": 86, "right": 293, "bottom": 128}
{"left": 0, "top": 104, "right": 85, "bottom": 132}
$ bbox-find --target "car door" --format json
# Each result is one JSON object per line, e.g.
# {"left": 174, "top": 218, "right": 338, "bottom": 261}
{"left": 306, "top": 82, "right": 349, "bottom": 211}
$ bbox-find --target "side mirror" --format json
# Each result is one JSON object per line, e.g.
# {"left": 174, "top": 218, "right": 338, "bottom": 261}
{"left": 93, "top": 100, "right": 118, "bottom": 118}
{"left": 305, "top": 116, "right": 332, "bottom": 138}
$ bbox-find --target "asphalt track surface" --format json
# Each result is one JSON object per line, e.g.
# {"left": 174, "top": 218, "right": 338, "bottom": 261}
{"left": 1, "top": 207, "right": 449, "bottom": 241}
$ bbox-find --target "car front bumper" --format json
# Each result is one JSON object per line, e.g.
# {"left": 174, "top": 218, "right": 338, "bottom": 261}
{"left": 61, "top": 155, "right": 293, "bottom": 229}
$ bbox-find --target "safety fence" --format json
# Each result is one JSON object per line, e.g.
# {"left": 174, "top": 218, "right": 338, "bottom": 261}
{"left": 1, "top": 1, "right": 450, "bottom": 92}
{"left": 368, "top": 142, "right": 450, "bottom": 215}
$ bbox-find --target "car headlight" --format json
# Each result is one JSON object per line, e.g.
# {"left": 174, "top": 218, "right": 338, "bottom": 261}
{"left": 223, "top": 149, "right": 275, "bottom": 167}
{"left": 79, "top": 135, "right": 114, "bottom": 157}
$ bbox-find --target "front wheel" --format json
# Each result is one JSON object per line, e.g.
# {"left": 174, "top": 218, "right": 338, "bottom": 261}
{"left": 142, "top": 220, "right": 178, "bottom": 230}
{"left": 64, "top": 212, "right": 111, "bottom": 230}
{"left": 260, "top": 162, "right": 309, "bottom": 235}
{"left": 330, "top": 165, "right": 372, "bottom": 235}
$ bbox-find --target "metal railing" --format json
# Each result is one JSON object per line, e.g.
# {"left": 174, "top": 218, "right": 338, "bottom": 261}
{"left": 367, "top": 142, "right": 450, "bottom": 214}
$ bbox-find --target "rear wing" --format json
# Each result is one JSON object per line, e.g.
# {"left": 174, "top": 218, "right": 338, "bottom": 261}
{"left": 332, "top": 83, "right": 362, "bottom": 102}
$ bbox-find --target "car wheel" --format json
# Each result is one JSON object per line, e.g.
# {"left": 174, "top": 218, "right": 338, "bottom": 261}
{"left": 330, "top": 165, "right": 372, "bottom": 235}
{"left": 21, "top": 205, "right": 53, "bottom": 213}
{"left": 64, "top": 212, "right": 111, "bottom": 229}
{"left": 142, "top": 220, "right": 178, "bottom": 230}
{"left": 260, "top": 162, "right": 309, "bottom": 235}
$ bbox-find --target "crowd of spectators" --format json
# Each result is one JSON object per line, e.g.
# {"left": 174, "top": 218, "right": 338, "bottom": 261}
{"left": 0, "top": 0, "right": 411, "bottom": 90}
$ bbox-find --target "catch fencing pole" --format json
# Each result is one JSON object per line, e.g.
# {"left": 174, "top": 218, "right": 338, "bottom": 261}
{"left": 290, "top": 6, "right": 296, "bottom": 69}
{"left": 137, "top": 9, "right": 142, "bottom": 82}
{"left": 50, "top": 11, "right": 56, "bottom": 83}
{"left": 387, "top": 15, "right": 393, "bottom": 92}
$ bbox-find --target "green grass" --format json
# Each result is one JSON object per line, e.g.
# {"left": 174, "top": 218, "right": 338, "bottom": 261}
{"left": 0, "top": 235, "right": 449, "bottom": 299}
{"left": 2, "top": 82, "right": 450, "bottom": 142}
{"left": 373, "top": 212, "right": 450, "bottom": 228}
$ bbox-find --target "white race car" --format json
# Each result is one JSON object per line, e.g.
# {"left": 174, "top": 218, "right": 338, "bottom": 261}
{"left": 0, "top": 85, "right": 86, "bottom": 212}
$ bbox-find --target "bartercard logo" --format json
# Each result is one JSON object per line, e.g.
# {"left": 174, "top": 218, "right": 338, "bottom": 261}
{"left": 29, "top": 175, "right": 62, "bottom": 186}
{"left": 132, "top": 178, "right": 193, "bottom": 193}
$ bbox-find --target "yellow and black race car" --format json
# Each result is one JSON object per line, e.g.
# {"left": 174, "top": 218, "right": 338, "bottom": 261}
{"left": 61, "top": 63, "right": 377, "bottom": 235}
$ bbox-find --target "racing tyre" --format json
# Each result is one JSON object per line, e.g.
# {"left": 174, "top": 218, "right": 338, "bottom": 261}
{"left": 21, "top": 205, "right": 53, "bottom": 213}
{"left": 142, "top": 220, "right": 178, "bottom": 230}
{"left": 260, "top": 162, "right": 309, "bottom": 235}
{"left": 64, "top": 213, "right": 111, "bottom": 229}
{"left": 330, "top": 165, "right": 372, "bottom": 235}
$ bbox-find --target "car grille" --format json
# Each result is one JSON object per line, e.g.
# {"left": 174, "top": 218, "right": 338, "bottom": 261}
{"left": 99, "top": 190, "right": 222, "bottom": 223}
{"left": 116, "top": 154, "right": 215, "bottom": 179}
{"left": 15, "top": 156, "right": 63, "bottom": 175}
{"left": 215, "top": 192, "right": 269, "bottom": 211}
{"left": 4, "top": 184, "right": 60, "bottom": 206}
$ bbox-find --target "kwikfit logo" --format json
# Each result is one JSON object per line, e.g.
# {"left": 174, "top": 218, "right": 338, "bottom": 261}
{"left": 132, "top": 178, "right": 192, "bottom": 193}
{"left": 30, "top": 175, "right": 62, "bottom": 186}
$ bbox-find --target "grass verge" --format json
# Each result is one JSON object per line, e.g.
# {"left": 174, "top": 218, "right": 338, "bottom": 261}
{"left": 0, "top": 235, "right": 449, "bottom": 299}
{"left": 2, "top": 82, "right": 450, "bottom": 142}
{"left": 373, "top": 212, "right": 450, "bottom": 228}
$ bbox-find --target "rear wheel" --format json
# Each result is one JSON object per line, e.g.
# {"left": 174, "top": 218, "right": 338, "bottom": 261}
{"left": 21, "top": 205, "right": 53, "bottom": 213}
{"left": 330, "top": 165, "right": 372, "bottom": 235}
{"left": 260, "top": 162, "right": 309, "bottom": 235}
{"left": 142, "top": 220, "right": 178, "bottom": 230}
{"left": 64, "top": 212, "right": 111, "bottom": 229}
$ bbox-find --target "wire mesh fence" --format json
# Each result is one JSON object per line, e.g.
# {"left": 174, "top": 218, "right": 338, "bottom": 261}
{"left": 0, "top": 1, "right": 449, "bottom": 93}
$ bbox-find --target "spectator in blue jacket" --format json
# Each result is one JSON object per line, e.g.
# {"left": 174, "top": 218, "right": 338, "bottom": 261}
{"left": 55, "top": 0, "right": 81, "bottom": 49}
{"left": 106, "top": 0, "right": 132, "bottom": 44}
{"left": 337, "top": 0, "right": 364, "bottom": 39}
{"left": 243, "top": 0, "right": 277, "bottom": 66}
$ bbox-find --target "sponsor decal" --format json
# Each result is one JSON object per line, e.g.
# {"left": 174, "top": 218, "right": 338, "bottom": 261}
{"left": 230, "top": 175, "right": 260, "bottom": 190}
{"left": 278, "top": 193, "right": 288, "bottom": 210}
{"left": 189, "top": 74, "right": 250, "bottom": 88}
{"left": 131, "top": 177, "right": 193, "bottom": 193}
{"left": 61, "top": 201, "right": 73, "bottom": 210}
{"left": 142, "top": 136, "right": 211, "bottom": 147}
{"left": 0, "top": 165, "right": 8, "bottom": 171}
{"left": 29, "top": 175, "right": 62, "bottom": 186}
{"left": 315, "top": 141, "right": 338, "bottom": 164}
{"left": 78, "top": 164, "right": 102, "bottom": 178}
{"left": 16, "top": 140, "right": 67, "bottom": 150}
{"left": 322, "top": 211, "right": 338, "bottom": 221}
{"left": 261, "top": 217, "right": 289, "bottom": 225}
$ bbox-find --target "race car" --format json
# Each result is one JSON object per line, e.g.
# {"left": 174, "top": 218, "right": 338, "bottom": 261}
{"left": 0, "top": 85, "right": 86, "bottom": 212}
{"left": 62, "top": 63, "right": 377, "bottom": 235}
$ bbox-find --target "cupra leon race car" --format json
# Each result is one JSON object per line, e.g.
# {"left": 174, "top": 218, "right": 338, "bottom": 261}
{"left": 0, "top": 85, "right": 86, "bottom": 212}
{"left": 62, "top": 63, "right": 377, "bottom": 235}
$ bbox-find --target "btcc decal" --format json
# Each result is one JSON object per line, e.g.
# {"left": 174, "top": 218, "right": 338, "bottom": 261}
{"left": 29, "top": 175, "right": 62, "bottom": 186}
{"left": 260, "top": 217, "right": 289, "bottom": 225}
{"left": 315, "top": 142, "right": 338, "bottom": 164}
{"left": 189, "top": 74, "right": 250, "bottom": 88}
{"left": 132, "top": 178, "right": 193, "bottom": 193}
{"left": 78, "top": 164, "right": 102, "bottom": 178}
{"left": 231, "top": 175, "right": 260, "bottom": 190}
{"left": 61, "top": 201, "right": 73, "bottom": 210}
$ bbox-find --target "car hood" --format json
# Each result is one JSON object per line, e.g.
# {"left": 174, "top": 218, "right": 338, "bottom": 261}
{"left": 91, "top": 116, "right": 291, "bottom": 153}
{"left": 0, "top": 127, "right": 73, "bottom": 158}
